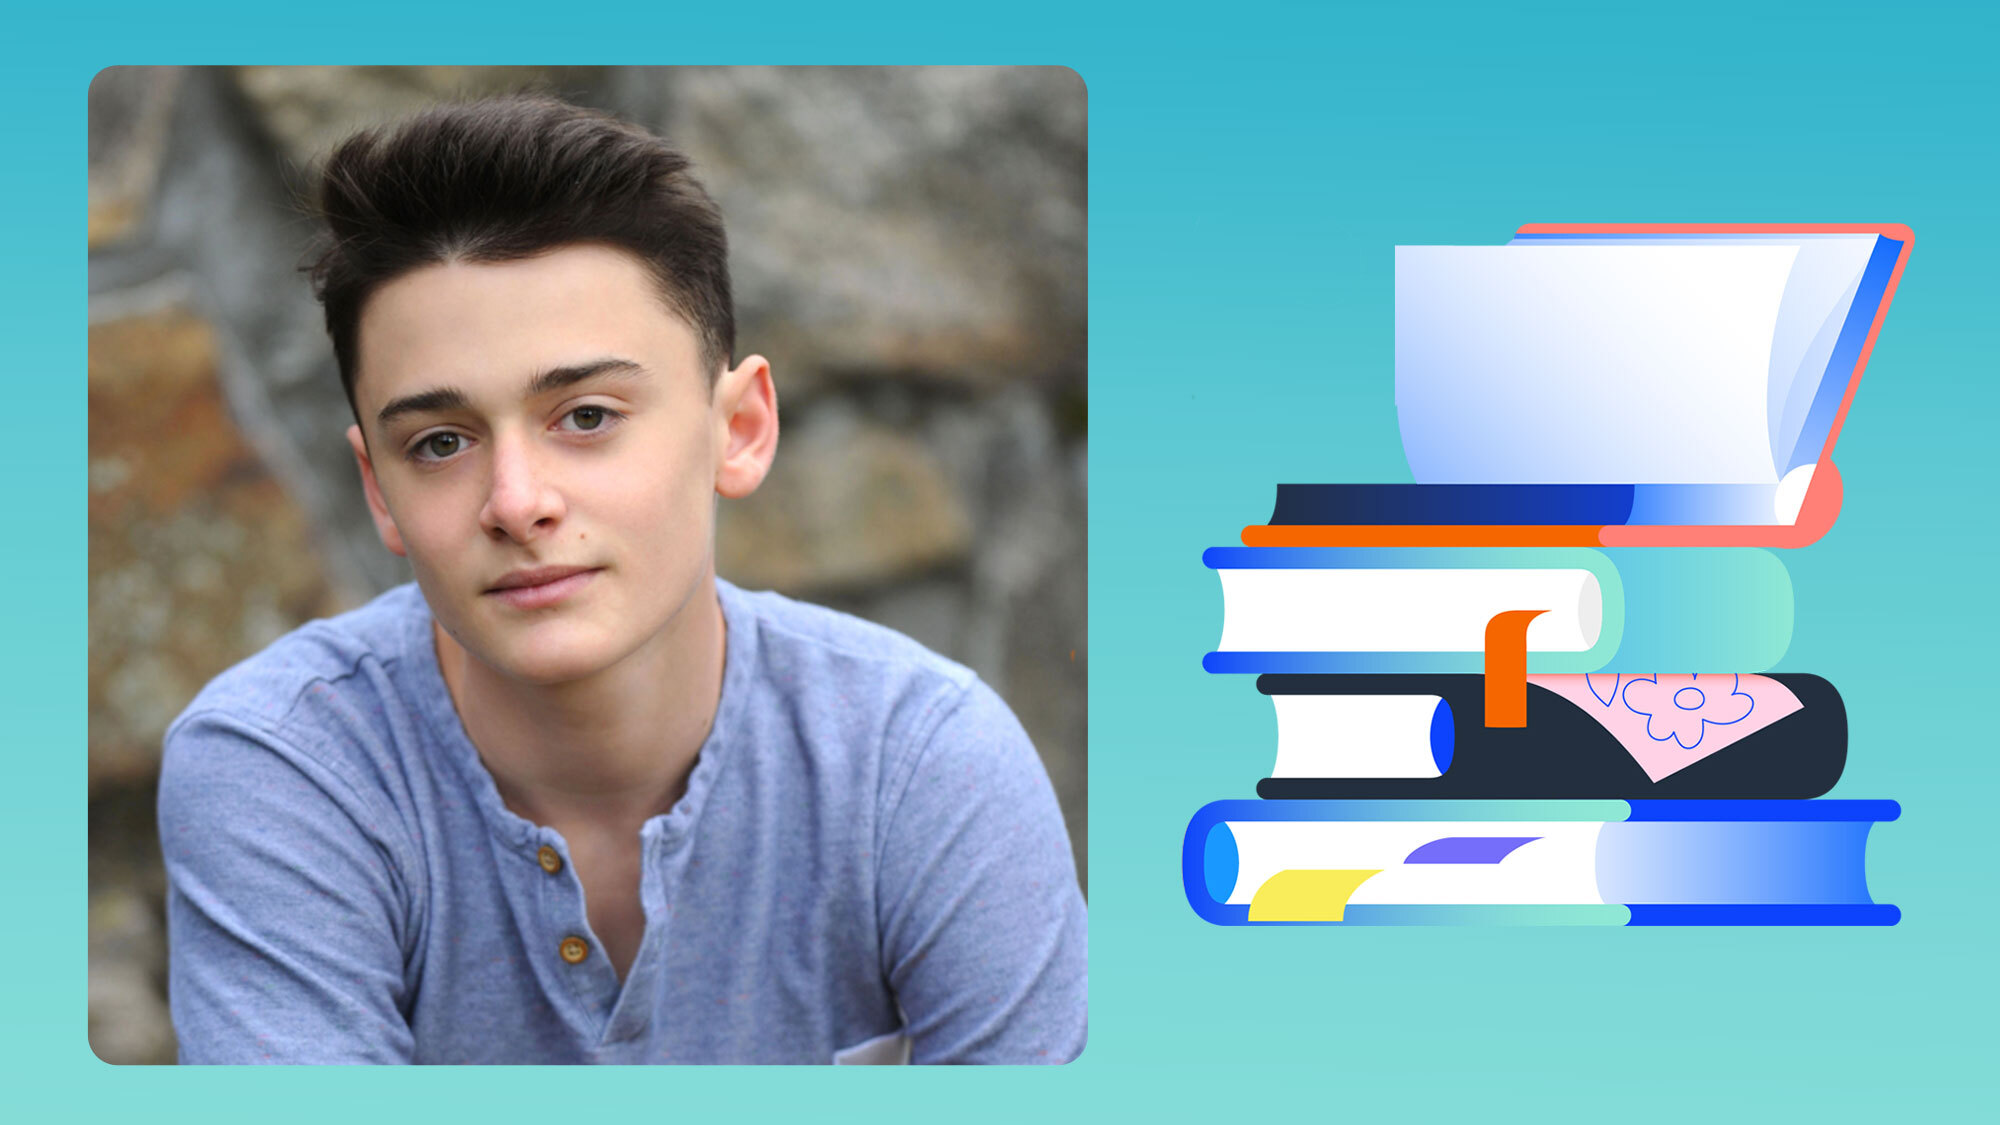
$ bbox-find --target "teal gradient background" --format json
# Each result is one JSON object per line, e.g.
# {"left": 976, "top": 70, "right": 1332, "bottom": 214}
{"left": 19, "top": 0, "right": 1997, "bottom": 1119}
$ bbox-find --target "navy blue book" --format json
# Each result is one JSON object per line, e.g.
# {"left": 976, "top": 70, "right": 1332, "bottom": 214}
{"left": 1253, "top": 673, "right": 1846, "bottom": 800}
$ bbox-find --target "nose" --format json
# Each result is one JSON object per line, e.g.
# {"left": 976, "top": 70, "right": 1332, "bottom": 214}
{"left": 478, "top": 431, "right": 565, "bottom": 543}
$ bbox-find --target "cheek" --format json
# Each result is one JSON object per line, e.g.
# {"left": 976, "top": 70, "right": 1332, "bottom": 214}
{"left": 400, "top": 490, "right": 476, "bottom": 552}
{"left": 570, "top": 445, "right": 714, "bottom": 549}
{"left": 634, "top": 463, "right": 714, "bottom": 536}
{"left": 605, "top": 432, "right": 714, "bottom": 506}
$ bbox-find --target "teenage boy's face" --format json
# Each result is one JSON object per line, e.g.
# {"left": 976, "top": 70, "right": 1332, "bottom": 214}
{"left": 346, "top": 242, "right": 771, "bottom": 685}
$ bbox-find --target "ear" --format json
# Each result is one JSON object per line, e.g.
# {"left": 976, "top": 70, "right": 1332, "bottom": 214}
{"left": 347, "top": 423, "right": 409, "bottom": 558}
{"left": 712, "top": 354, "right": 779, "bottom": 499}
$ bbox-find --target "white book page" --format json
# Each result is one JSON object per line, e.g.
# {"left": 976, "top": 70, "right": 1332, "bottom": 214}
{"left": 1508, "top": 234, "right": 1877, "bottom": 473}
{"left": 1223, "top": 820, "right": 1605, "bottom": 905}
{"left": 1216, "top": 567, "right": 1601, "bottom": 652}
{"left": 1396, "top": 245, "right": 1798, "bottom": 484}
{"left": 1270, "top": 694, "right": 1448, "bottom": 778}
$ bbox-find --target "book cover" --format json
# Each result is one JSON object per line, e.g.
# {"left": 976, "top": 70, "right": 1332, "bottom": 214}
{"left": 1183, "top": 799, "right": 1900, "bottom": 927}
{"left": 1254, "top": 672, "right": 1846, "bottom": 799}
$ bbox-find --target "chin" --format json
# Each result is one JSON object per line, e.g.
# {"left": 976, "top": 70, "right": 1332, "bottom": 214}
{"left": 442, "top": 611, "right": 617, "bottom": 685}
{"left": 495, "top": 638, "right": 623, "bottom": 686}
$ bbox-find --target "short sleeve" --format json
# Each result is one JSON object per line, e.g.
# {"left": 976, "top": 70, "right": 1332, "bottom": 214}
{"left": 874, "top": 678, "right": 1087, "bottom": 1063}
{"left": 158, "top": 709, "right": 419, "bottom": 1064}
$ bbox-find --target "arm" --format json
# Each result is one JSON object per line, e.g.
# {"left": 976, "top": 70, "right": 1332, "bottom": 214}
{"left": 158, "top": 710, "right": 419, "bottom": 1063}
{"left": 874, "top": 679, "right": 1087, "bottom": 1064}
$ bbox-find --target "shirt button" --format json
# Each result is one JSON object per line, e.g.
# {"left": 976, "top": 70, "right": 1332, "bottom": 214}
{"left": 559, "top": 936, "right": 589, "bottom": 965}
{"left": 537, "top": 845, "right": 563, "bottom": 874}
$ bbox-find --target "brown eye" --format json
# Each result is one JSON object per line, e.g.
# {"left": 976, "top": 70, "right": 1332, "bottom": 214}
{"left": 422, "top": 433, "right": 460, "bottom": 458}
{"left": 571, "top": 407, "right": 605, "bottom": 430}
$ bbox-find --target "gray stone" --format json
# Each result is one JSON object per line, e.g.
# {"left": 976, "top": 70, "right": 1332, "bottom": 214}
{"left": 717, "top": 404, "right": 974, "bottom": 594}
{"left": 89, "top": 305, "right": 340, "bottom": 791}
{"left": 234, "top": 65, "right": 611, "bottom": 172}
{"left": 89, "top": 887, "right": 175, "bottom": 1065}
{"left": 645, "top": 66, "right": 1087, "bottom": 394}
{"left": 826, "top": 578, "right": 970, "bottom": 663}
{"left": 88, "top": 67, "right": 182, "bottom": 247}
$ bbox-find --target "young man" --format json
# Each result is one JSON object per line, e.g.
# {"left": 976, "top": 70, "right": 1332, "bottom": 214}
{"left": 157, "top": 95, "right": 1086, "bottom": 1064}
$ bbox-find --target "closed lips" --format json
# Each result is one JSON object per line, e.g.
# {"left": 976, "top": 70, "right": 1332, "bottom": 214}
{"left": 488, "top": 566, "right": 597, "bottom": 591}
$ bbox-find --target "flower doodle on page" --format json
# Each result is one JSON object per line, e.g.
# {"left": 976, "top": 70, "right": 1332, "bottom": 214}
{"left": 1619, "top": 674, "right": 1754, "bottom": 750}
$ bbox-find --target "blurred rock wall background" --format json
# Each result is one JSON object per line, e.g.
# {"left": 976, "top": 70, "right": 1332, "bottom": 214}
{"left": 87, "top": 65, "right": 1087, "bottom": 1064}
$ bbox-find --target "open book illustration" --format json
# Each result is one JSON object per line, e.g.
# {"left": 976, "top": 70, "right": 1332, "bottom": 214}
{"left": 1185, "top": 222, "right": 1907, "bottom": 928}
{"left": 1244, "top": 224, "right": 1912, "bottom": 548}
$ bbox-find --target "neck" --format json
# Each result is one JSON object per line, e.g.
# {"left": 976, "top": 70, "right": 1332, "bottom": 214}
{"left": 434, "top": 578, "right": 728, "bottom": 831}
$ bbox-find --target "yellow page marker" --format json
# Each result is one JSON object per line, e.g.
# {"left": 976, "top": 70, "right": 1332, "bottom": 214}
{"left": 1246, "top": 869, "right": 1383, "bottom": 922}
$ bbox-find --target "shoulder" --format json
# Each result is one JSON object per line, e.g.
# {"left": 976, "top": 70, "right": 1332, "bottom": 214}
{"left": 162, "top": 583, "right": 434, "bottom": 817}
{"left": 720, "top": 579, "right": 982, "bottom": 727}
{"left": 720, "top": 579, "right": 977, "bottom": 689}
{"left": 716, "top": 578, "right": 1032, "bottom": 795}
{"left": 715, "top": 579, "right": 1047, "bottom": 819}
{"left": 172, "top": 582, "right": 425, "bottom": 725}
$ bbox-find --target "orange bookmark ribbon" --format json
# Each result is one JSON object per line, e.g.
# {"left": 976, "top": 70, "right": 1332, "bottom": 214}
{"left": 1483, "top": 609, "right": 1547, "bottom": 728}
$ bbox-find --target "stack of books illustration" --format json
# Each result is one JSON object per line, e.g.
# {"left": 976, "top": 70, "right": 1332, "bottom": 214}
{"left": 1183, "top": 223, "right": 1911, "bottom": 926}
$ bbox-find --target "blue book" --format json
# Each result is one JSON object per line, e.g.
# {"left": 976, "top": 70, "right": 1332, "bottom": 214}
{"left": 1182, "top": 799, "right": 1899, "bottom": 927}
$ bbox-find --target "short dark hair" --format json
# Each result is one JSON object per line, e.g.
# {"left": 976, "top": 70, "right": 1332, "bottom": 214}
{"left": 307, "top": 94, "right": 734, "bottom": 418}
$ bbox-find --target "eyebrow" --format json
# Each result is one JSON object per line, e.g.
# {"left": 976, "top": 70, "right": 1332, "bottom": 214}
{"left": 375, "top": 358, "right": 648, "bottom": 429}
